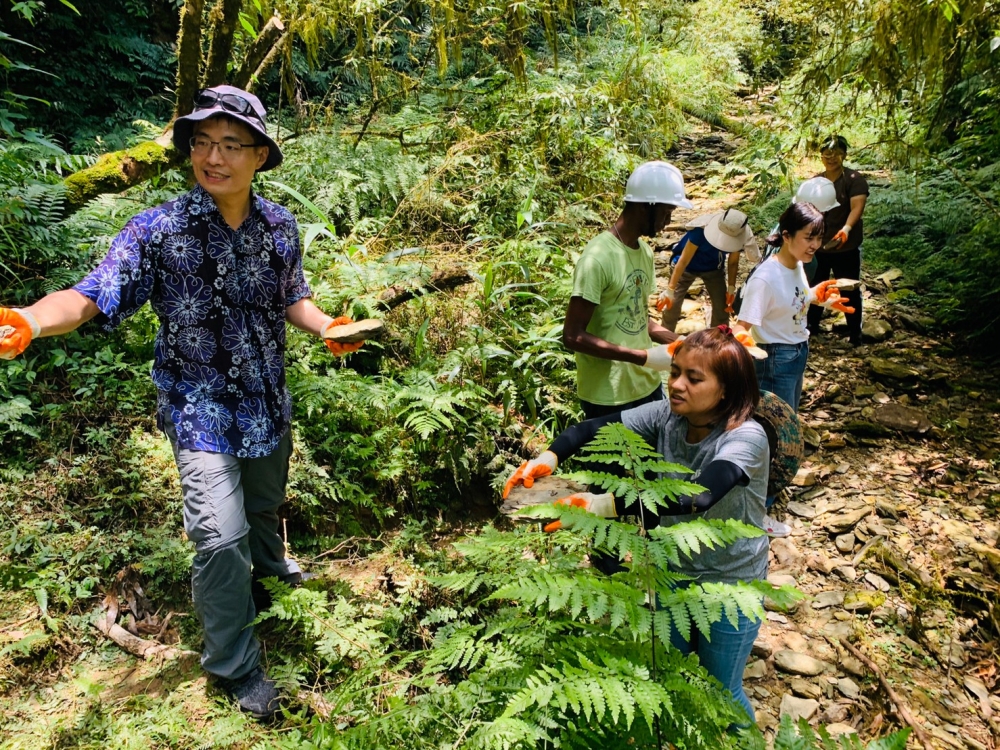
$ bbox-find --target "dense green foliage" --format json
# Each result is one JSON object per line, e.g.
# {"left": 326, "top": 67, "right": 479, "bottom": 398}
{"left": 0, "top": 0, "right": 982, "bottom": 745}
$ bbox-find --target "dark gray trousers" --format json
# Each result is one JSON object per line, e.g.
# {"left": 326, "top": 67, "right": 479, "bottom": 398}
{"left": 166, "top": 424, "right": 299, "bottom": 680}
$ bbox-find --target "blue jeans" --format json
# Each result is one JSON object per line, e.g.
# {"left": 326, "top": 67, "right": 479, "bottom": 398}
{"left": 755, "top": 341, "right": 808, "bottom": 508}
{"left": 668, "top": 606, "right": 763, "bottom": 722}
{"left": 754, "top": 341, "right": 808, "bottom": 413}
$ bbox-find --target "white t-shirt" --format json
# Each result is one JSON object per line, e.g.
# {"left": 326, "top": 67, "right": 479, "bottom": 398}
{"left": 739, "top": 257, "right": 810, "bottom": 345}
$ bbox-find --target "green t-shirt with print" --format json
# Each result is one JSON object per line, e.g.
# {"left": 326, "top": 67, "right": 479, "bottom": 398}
{"left": 571, "top": 231, "right": 661, "bottom": 405}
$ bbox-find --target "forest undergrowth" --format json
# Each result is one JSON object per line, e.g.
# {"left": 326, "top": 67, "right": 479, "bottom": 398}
{"left": 2, "top": 0, "right": 1000, "bottom": 747}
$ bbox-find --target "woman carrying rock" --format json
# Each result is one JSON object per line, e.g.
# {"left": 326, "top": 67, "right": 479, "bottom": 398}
{"left": 503, "top": 326, "right": 772, "bottom": 723}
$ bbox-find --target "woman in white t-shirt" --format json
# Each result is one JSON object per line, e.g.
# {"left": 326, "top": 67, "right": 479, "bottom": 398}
{"left": 734, "top": 201, "right": 852, "bottom": 535}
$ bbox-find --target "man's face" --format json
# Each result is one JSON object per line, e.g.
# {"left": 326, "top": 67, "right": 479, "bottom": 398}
{"left": 820, "top": 148, "right": 845, "bottom": 172}
{"left": 651, "top": 204, "right": 675, "bottom": 235}
{"left": 190, "top": 117, "right": 268, "bottom": 204}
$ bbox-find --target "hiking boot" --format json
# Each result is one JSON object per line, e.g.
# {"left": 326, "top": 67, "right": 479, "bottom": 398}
{"left": 763, "top": 514, "right": 791, "bottom": 538}
{"left": 220, "top": 667, "right": 280, "bottom": 721}
{"left": 252, "top": 570, "right": 315, "bottom": 613}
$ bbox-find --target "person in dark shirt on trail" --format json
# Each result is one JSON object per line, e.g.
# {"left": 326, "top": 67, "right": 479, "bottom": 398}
{"left": 807, "top": 135, "right": 869, "bottom": 345}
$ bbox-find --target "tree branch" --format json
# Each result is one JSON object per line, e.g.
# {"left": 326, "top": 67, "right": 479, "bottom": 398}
{"left": 376, "top": 267, "right": 474, "bottom": 311}
{"left": 232, "top": 15, "right": 285, "bottom": 90}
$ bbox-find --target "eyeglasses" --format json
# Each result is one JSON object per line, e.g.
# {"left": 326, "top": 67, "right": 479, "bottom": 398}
{"left": 193, "top": 90, "right": 265, "bottom": 127}
{"left": 189, "top": 136, "right": 258, "bottom": 157}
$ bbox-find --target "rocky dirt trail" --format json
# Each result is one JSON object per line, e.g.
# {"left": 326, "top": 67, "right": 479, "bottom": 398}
{"left": 662, "top": 127, "right": 1000, "bottom": 748}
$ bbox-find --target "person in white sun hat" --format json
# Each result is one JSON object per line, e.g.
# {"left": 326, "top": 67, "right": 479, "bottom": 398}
{"left": 657, "top": 208, "right": 759, "bottom": 331}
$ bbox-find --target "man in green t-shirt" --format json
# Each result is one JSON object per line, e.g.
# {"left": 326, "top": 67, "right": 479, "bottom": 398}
{"left": 564, "top": 161, "right": 690, "bottom": 419}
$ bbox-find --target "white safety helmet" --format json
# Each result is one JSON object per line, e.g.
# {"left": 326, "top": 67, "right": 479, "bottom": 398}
{"left": 793, "top": 176, "right": 839, "bottom": 213}
{"left": 624, "top": 161, "right": 693, "bottom": 209}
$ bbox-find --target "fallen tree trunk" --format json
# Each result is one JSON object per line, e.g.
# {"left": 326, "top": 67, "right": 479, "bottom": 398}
{"left": 377, "top": 266, "right": 474, "bottom": 311}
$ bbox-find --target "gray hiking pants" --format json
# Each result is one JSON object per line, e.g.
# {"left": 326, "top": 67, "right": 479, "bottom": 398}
{"left": 165, "top": 424, "right": 299, "bottom": 681}
{"left": 660, "top": 268, "right": 730, "bottom": 331}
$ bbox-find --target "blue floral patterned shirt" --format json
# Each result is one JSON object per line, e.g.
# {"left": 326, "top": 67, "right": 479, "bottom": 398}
{"left": 74, "top": 185, "right": 312, "bottom": 457}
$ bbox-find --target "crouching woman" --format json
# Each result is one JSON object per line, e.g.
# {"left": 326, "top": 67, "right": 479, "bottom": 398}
{"left": 504, "top": 327, "right": 769, "bottom": 720}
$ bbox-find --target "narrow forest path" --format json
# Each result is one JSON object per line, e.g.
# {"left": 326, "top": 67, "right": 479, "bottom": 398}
{"left": 656, "top": 124, "right": 1000, "bottom": 748}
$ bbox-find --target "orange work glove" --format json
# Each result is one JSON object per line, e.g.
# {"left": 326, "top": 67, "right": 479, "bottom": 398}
{"left": 655, "top": 287, "right": 675, "bottom": 312}
{"left": 543, "top": 492, "right": 617, "bottom": 532}
{"left": 832, "top": 226, "right": 850, "bottom": 246}
{"left": 666, "top": 336, "right": 685, "bottom": 357}
{"left": 725, "top": 285, "right": 736, "bottom": 314}
{"left": 810, "top": 280, "right": 855, "bottom": 314}
{"left": 0, "top": 308, "right": 40, "bottom": 360}
{"left": 502, "top": 450, "right": 558, "bottom": 499}
{"left": 322, "top": 316, "right": 364, "bottom": 356}
{"left": 735, "top": 330, "right": 756, "bottom": 349}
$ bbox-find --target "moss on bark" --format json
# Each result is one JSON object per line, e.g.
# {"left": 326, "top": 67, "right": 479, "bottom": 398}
{"left": 63, "top": 141, "right": 184, "bottom": 209}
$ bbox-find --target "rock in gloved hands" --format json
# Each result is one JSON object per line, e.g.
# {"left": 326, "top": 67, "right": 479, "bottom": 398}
{"left": 725, "top": 285, "right": 736, "bottom": 314}
{"left": 322, "top": 316, "right": 364, "bottom": 356}
{"left": 543, "top": 492, "right": 617, "bottom": 532}
{"left": 503, "top": 450, "right": 559, "bottom": 498}
{"left": 0, "top": 308, "right": 40, "bottom": 360}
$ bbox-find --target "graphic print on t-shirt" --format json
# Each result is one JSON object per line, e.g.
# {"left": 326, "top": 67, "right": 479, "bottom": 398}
{"left": 792, "top": 284, "right": 809, "bottom": 327}
{"left": 616, "top": 268, "right": 649, "bottom": 335}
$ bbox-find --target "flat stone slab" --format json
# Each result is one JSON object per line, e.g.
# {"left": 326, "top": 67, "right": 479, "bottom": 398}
{"left": 500, "top": 475, "right": 587, "bottom": 516}
{"left": 823, "top": 507, "right": 870, "bottom": 534}
{"left": 323, "top": 318, "right": 385, "bottom": 343}
{"left": 873, "top": 403, "right": 933, "bottom": 434}
{"left": 774, "top": 649, "right": 830, "bottom": 677}
{"left": 812, "top": 590, "right": 846, "bottom": 609}
{"left": 787, "top": 500, "right": 819, "bottom": 519}
{"left": 867, "top": 356, "right": 919, "bottom": 380}
{"left": 843, "top": 590, "right": 885, "bottom": 613}
{"left": 779, "top": 694, "right": 820, "bottom": 722}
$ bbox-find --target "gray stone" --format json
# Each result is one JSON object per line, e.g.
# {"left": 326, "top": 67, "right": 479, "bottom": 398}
{"left": 820, "top": 702, "right": 852, "bottom": 724}
{"left": 826, "top": 722, "right": 858, "bottom": 737}
{"left": 864, "top": 572, "right": 891, "bottom": 592}
{"left": 774, "top": 650, "right": 830, "bottom": 677}
{"left": 834, "top": 565, "right": 858, "bottom": 582}
{"left": 867, "top": 356, "right": 919, "bottom": 380}
{"left": 836, "top": 677, "right": 861, "bottom": 700}
{"left": 791, "top": 677, "right": 824, "bottom": 700}
{"left": 751, "top": 639, "right": 773, "bottom": 659}
{"left": 744, "top": 659, "right": 768, "bottom": 680}
{"left": 835, "top": 533, "right": 856, "bottom": 553}
{"left": 822, "top": 621, "right": 855, "bottom": 640}
{"left": 862, "top": 319, "right": 893, "bottom": 342}
{"left": 877, "top": 268, "right": 904, "bottom": 285}
{"left": 873, "top": 391, "right": 891, "bottom": 404}
{"left": 779, "top": 694, "right": 820, "bottom": 723}
{"left": 823, "top": 507, "right": 869, "bottom": 534}
{"left": 840, "top": 656, "right": 866, "bottom": 677}
{"left": 803, "top": 426, "right": 822, "bottom": 449}
{"left": 756, "top": 709, "right": 778, "bottom": 732}
{"left": 787, "top": 500, "right": 819, "bottom": 519}
{"left": 793, "top": 467, "right": 818, "bottom": 487}
{"left": 874, "top": 403, "right": 932, "bottom": 434}
{"left": 813, "top": 590, "right": 846, "bottom": 609}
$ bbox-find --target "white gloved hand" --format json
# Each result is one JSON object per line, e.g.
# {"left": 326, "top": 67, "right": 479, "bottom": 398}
{"left": 644, "top": 345, "right": 673, "bottom": 371}
{"left": 543, "top": 492, "right": 618, "bottom": 532}
{"left": 655, "top": 287, "right": 676, "bottom": 312}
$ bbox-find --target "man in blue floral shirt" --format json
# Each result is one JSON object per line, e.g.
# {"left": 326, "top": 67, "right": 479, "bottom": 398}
{"left": 0, "top": 85, "right": 365, "bottom": 719}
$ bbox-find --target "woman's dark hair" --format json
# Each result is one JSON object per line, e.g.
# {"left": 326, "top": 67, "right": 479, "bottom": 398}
{"left": 672, "top": 326, "right": 760, "bottom": 430}
{"left": 766, "top": 201, "right": 824, "bottom": 246}
{"left": 820, "top": 134, "right": 849, "bottom": 154}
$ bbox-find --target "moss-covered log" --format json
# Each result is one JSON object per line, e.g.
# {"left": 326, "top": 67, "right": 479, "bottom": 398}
{"left": 63, "top": 141, "right": 184, "bottom": 210}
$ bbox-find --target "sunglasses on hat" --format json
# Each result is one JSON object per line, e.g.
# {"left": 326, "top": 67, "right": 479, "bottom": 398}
{"left": 194, "top": 89, "right": 264, "bottom": 127}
